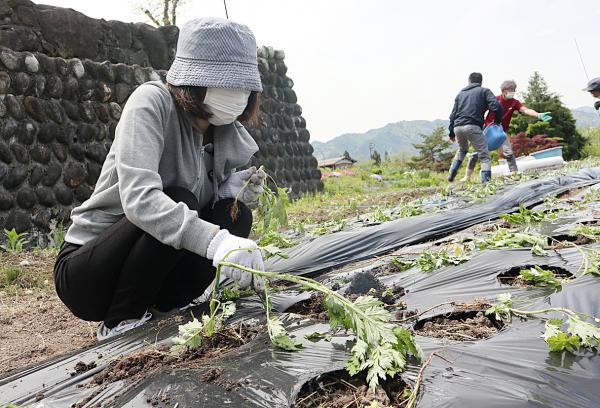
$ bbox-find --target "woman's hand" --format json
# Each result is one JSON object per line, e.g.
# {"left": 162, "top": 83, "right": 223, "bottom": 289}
{"left": 206, "top": 230, "right": 265, "bottom": 291}
{"left": 218, "top": 166, "right": 266, "bottom": 204}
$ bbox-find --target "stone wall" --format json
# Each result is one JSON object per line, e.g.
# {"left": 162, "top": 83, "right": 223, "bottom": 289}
{"left": 0, "top": 0, "right": 177, "bottom": 69}
{"left": 0, "top": 3, "right": 323, "bottom": 241}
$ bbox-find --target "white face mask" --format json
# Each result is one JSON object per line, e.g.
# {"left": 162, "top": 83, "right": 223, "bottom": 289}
{"left": 505, "top": 91, "right": 516, "bottom": 99}
{"left": 204, "top": 88, "right": 251, "bottom": 126}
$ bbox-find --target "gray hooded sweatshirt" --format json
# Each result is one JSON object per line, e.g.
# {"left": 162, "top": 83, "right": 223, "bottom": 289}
{"left": 64, "top": 81, "right": 258, "bottom": 257}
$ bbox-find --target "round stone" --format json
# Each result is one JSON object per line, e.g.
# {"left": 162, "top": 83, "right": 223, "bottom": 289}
{"left": 108, "top": 102, "right": 122, "bottom": 120}
{"left": 3, "top": 166, "right": 28, "bottom": 189}
{"left": 6, "top": 95, "right": 25, "bottom": 120}
{"left": 96, "top": 124, "right": 108, "bottom": 141}
{"left": 0, "top": 98, "right": 6, "bottom": 118}
{"left": 32, "top": 209, "right": 51, "bottom": 231}
{"left": 46, "top": 100, "right": 65, "bottom": 124}
{"left": 83, "top": 60, "right": 98, "bottom": 79}
{"left": 98, "top": 61, "right": 115, "bottom": 83}
{"left": 37, "top": 123, "right": 58, "bottom": 144}
{"left": 42, "top": 163, "right": 62, "bottom": 186}
{"left": 99, "top": 82, "right": 112, "bottom": 103}
{"left": 114, "top": 83, "right": 131, "bottom": 103}
{"left": 63, "top": 162, "right": 87, "bottom": 188}
{"left": 56, "top": 125, "right": 75, "bottom": 145}
{"left": 77, "top": 123, "right": 96, "bottom": 143}
{"left": 133, "top": 66, "right": 147, "bottom": 84}
{"left": 29, "top": 164, "right": 44, "bottom": 185}
{"left": 86, "top": 162, "right": 101, "bottom": 185}
{"left": 17, "top": 121, "right": 37, "bottom": 145}
{"left": 61, "top": 100, "right": 80, "bottom": 121}
{"left": 24, "top": 53, "right": 39, "bottom": 73}
{"left": 13, "top": 72, "right": 31, "bottom": 94}
{"left": 16, "top": 188, "right": 36, "bottom": 209}
{"left": 53, "top": 183, "right": 73, "bottom": 205}
{"left": 0, "top": 50, "right": 22, "bottom": 70}
{"left": 10, "top": 143, "right": 29, "bottom": 163}
{"left": 0, "top": 71, "right": 11, "bottom": 94}
{"left": 109, "top": 122, "right": 117, "bottom": 140}
{"left": 0, "top": 162, "right": 8, "bottom": 181}
{"left": 5, "top": 210, "right": 30, "bottom": 233}
{"left": 80, "top": 101, "right": 96, "bottom": 122}
{"left": 52, "top": 143, "right": 68, "bottom": 162}
{"left": 24, "top": 96, "right": 47, "bottom": 122}
{"left": 148, "top": 70, "right": 160, "bottom": 81}
{"left": 36, "top": 186, "right": 55, "bottom": 207}
{"left": 36, "top": 53, "right": 55, "bottom": 73}
{"left": 30, "top": 145, "right": 51, "bottom": 164}
{"left": 69, "top": 143, "right": 86, "bottom": 161}
{"left": 34, "top": 75, "right": 46, "bottom": 97}
{"left": 0, "top": 191, "right": 14, "bottom": 210}
{"left": 74, "top": 184, "right": 93, "bottom": 202}
{"left": 115, "top": 63, "right": 134, "bottom": 84}
{"left": 95, "top": 103, "right": 110, "bottom": 123}
{"left": 46, "top": 75, "right": 63, "bottom": 98}
{"left": 70, "top": 59, "right": 85, "bottom": 79}
{"left": 55, "top": 58, "right": 69, "bottom": 76}
{"left": 85, "top": 143, "right": 107, "bottom": 164}
{"left": 63, "top": 77, "right": 79, "bottom": 99}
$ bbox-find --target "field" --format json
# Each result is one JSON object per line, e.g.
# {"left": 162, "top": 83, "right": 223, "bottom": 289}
{"left": 2, "top": 157, "right": 600, "bottom": 407}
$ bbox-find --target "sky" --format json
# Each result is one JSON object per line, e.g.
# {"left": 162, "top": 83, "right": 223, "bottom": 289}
{"left": 37, "top": 0, "right": 600, "bottom": 142}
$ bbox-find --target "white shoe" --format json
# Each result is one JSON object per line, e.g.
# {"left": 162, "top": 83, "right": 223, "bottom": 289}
{"left": 96, "top": 311, "right": 153, "bottom": 341}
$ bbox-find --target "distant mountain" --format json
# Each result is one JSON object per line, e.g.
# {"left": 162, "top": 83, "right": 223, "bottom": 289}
{"left": 311, "top": 120, "right": 449, "bottom": 161}
{"left": 571, "top": 106, "right": 600, "bottom": 129}
{"left": 312, "top": 108, "right": 600, "bottom": 161}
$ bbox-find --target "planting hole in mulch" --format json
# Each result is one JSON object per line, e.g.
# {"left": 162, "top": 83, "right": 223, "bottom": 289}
{"left": 498, "top": 265, "right": 572, "bottom": 288}
{"left": 90, "top": 322, "right": 262, "bottom": 389}
{"left": 293, "top": 369, "right": 411, "bottom": 408}
{"left": 414, "top": 310, "right": 504, "bottom": 341}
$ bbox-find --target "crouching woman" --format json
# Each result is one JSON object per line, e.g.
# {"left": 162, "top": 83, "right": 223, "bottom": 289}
{"left": 54, "top": 17, "right": 266, "bottom": 340}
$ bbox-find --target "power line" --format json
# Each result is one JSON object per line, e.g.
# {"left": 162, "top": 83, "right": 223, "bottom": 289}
{"left": 574, "top": 38, "right": 590, "bottom": 82}
{"left": 223, "top": 0, "right": 229, "bottom": 19}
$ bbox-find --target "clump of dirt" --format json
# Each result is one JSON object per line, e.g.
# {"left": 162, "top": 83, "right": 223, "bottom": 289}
{"left": 92, "top": 323, "right": 262, "bottom": 387}
{"left": 294, "top": 370, "right": 410, "bottom": 408}
{"left": 287, "top": 293, "right": 328, "bottom": 320}
{"left": 498, "top": 265, "right": 572, "bottom": 288}
{"left": 347, "top": 272, "right": 384, "bottom": 295}
{"left": 395, "top": 309, "right": 418, "bottom": 321}
{"left": 70, "top": 360, "right": 97, "bottom": 376}
{"left": 200, "top": 367, "right": 242, "bottom": 391}
{"left": 147, "top": 390, "right": 172, "bottom": 407}
{"left": 415, "top": 310, "right": 502, "bottom": 341}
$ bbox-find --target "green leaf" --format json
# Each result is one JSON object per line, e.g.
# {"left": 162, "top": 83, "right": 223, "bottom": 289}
{"left": 267, "top": 316, "right": 302, "bottom": 351}
{"left": 567, "top": 316, "right": 600, "bottom": 348}
{"left": 546, "top": 331, "right": 580, "bottom": 352}
{"left": 259, "top": 244, "right": 290, "bottom": 260}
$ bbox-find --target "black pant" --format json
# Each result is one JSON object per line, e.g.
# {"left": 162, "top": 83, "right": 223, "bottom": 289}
{"left": 54, "top": 187, "right": 252, "bottom": 328}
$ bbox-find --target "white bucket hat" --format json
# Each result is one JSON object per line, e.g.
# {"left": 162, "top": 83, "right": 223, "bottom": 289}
{"left": 167, "top": 17, "right": 263, "bottom": 92}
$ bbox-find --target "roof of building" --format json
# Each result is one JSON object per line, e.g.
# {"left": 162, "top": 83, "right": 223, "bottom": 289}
{"left": 318, "top": 156, "right": 357, "bottom": 167}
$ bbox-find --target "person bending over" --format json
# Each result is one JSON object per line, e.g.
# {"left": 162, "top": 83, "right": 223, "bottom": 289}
{"left": 54, "top": 17, "right": 267, "bottom": 340}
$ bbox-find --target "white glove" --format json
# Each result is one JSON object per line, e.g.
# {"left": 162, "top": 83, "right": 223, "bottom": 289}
{"left": 218, "top": 166, "right": 266, "bottom": 203}
{"left": 206, "top": 229, "right": 265, "bottom": 291}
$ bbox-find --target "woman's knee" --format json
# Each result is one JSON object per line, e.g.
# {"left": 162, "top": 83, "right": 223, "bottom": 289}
{"left": 163, "top": 187, "right": 201, "bottom": 212}
{"left": 204, "top": 198, "right": 253, "bottom": 238}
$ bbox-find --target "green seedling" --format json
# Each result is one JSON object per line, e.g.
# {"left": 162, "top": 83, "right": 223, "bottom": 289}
{"left": 500, "top": 204, "right": 557, "bottom": 225}
{"left": 257, "top": 230, "right": 295, "bottom": 248}
{"left": 474, "top": 228, "right": 548, "bottom": 256}
{"left": 415, "top": 250, "right": 470, "bottom": 272}
{"left": 171, "top": 246, "right": 422, "bottom": 390}
{"left": 518, "top": 266, "right": 565, "bottom": 290}
{"left": 390, "top": 257, "right": 415, "bottom": 272}
{"left": 486, "top": 293, "right": 600, "bottom": 352}
{"left": 571, "top": 223, "right": 600, "bottom": 241}
{"left": 0, "top": 229, "right": 29, "bottom": 253}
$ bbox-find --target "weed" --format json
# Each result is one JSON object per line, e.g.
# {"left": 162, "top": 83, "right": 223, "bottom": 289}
{"left": 486, "top": 293, "right": 600, "bottom": 352}
{"left": 473, "top": 228, "right": 548, "bottom": 256}
{"left": 571, "top": 224, "right": 600, "bottom": 241}
{"left": 0, "top": 229, "right": 29, "bottom": 253}
{"left": 257, "top": 230, "right": 295, "bottom": 248}
{"left": 415, "top": 250, "right": 470, "bottom": 272}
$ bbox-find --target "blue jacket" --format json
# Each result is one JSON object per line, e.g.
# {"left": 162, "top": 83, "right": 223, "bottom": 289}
{"left": 449, "top": 83, "right": 502, "bottom": 135}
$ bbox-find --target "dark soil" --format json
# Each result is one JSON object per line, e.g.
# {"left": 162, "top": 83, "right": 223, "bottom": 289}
{"left": 498, "top": 265, "right": 572, "bottom": 288}
{"left": 415, "top": 310, "right": 502, "bottom": 341}
{"left": 200, "top": 366, "right": 242, "bottom": 391}
{"left": 70, "top": 360, "right": 97, "bottom": 376}
{"left": 92, "top": 323, "right": 262, "bottom": 387}
{"left": 293, "top": 369, "right": 410, "bottom": 408}
{"left": 347, "top": 272, "right": 384, "bottom": 295}
{"left": 287, "top": 293, "right": 328, "bottom": 320}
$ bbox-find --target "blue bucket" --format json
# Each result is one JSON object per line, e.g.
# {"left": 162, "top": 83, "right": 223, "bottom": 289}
{"left": 484, "top": 124, "right": 507, "bottom": 150}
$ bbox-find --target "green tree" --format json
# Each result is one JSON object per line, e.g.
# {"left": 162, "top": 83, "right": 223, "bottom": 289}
{"left": 132, "top": 0, "right": 189, "bottom": 26}
{"left": 582, "top": 127, "right": 600, "bottom": 157}
{"left": 509, "top": 72, "right": 585, "bottom": 160}
{"left": 409, "top": 126, "right": 453, "bottom": 171}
